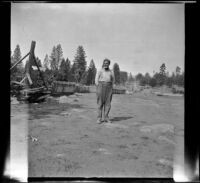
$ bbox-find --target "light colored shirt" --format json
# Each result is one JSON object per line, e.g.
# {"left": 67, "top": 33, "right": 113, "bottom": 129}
{"left": 95, "top": 68, "right": 115, "bottom": 85}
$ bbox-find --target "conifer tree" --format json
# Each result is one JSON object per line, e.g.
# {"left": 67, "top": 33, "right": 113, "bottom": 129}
{"left": 113, "top": 63, "right": 120, "bottom": 84}
{"left": 73, "top": 46, "right": 87, "bottom": 83}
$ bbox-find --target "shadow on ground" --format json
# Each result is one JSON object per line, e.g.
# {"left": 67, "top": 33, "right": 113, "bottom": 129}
{"left": 28, "top": 102, "right": 83, "bottom": 120}
{"left": 111, "top": 116, "right": 133, "bottom": 122}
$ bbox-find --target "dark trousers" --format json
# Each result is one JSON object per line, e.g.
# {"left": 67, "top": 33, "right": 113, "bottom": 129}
{"left": 96, "top": 82, "right": 113, "bottom": 119}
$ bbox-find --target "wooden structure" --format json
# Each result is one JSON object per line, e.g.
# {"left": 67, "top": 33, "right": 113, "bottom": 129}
{"left": 51, "top": 81, "right": 76, "bottom": 96}
{"left": 88, "top": 85, "right": 126, "bottom": 94}
{"left": 51, "top": 81, "right": 91, "bottom": 95}
{"left": 10, "top": 41, "right": 50, "bottom": 103}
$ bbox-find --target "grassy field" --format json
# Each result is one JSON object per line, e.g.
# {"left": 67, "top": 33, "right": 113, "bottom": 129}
{"left": 11, "top": 90, "right": 184, "bottom": 178}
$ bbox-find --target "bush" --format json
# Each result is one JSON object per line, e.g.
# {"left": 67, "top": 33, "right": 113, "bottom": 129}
{"left": 149, "top": 78, "right": 157, "bottom": 87}
{"left": 172, "top": 85, "right": 184, "bottom": 94}
{"left": 75, "top": 84, "right": 90, "bottom": 93}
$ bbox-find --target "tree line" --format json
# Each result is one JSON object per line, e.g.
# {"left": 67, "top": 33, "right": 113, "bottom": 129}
{"left": 134, "top": 63, "right": 184, "bottom": 88}
{"left": 11, "top": 44, "right": 96, "bottom": 87}
{"left": 10, "top": 44, "right": 184, "bottom": 88}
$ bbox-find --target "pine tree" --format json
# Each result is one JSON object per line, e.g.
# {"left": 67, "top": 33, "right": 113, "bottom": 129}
{"left": 152, "top": 72, "right": 159, "bottom": 86}
{"left": 158, "top": 63, "right": 167, "bottom": 86}
{"left": 113, "top": 63, "right": 120, "bottom": 84}
{"left": 120, "top": 71, "right": 128, "bottom": 85}
{"left": 56, "top": 44, "right": 63, "bottom": 68}
{"left": 180, "top": 71, "right": 184, "bottom": 86}
{"left": 13, "top": 45, "right": 22, "bottom": 65}
{"left": 11, "top": 45, "right": 24, "bottom": 81}
{"left": 65, "top": 58, "right": 71, "bottom": 81}
{"left": 149, "top": 77, "right": 157, "bottom": 87}
{"left": 57, "top": 58, "right": 66, "bottom": 81}
{"left": 10, "top": 51, "right": 17, "bottom": 80}
{"left": 43, "top": 54, "right": 50, "bottom": 70}
{"left": 128, "top": 73, "right": 134, "bottom": 83}
{"left": 160, "top": 63, "right": 166, "bottom": 76}
{"left": 135, "top": 73, "right": 145, "bottom": 86}
{"left": 73, "top": 46, "right": 87, "bottom": 83}
{"left": 80, "top": 70, "right": 88, "bottom": 85}
{"left": 175, "top": 66, "right": 181, "bottom": 75}
{"left": 49, "top": 44, "right": 64, "bottom": 71}
{"left": 70, "top": 62, "right": 76, "bottom": 82}
{"left": 174, "top": 66, "right": 184, "bottom": 86}
{"left": 144, "top": 72, "right": 151, "bottom": 85}
{"left": 86, "top": 59, "right": 97, "bottom": 85}
{"left": 171, "top": 72, "right": 176, "bottom": 85}
{"left": 50, "top": 46, "right": 58, "bottom": 70}
{"left": 135, "top": 73, "right": 143, "bottom": 81}
{"left": 57, "top": 58, "right": 71, "bottom": 81}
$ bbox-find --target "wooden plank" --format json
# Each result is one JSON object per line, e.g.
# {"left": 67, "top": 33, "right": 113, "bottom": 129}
{"left": 26, "top": 73, "right": 33, "bottom": 85}
{"left": 23, "top": 87, "right": 45, "bottom": 92}
{"left": 11, "top": 81, "right": 25, "bottom": 86}
{"left": 20, "top": 76, "right": 27, "bottom": 84}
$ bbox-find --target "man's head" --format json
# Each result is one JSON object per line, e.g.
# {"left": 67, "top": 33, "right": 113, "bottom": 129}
{"left": 102, "top": 58, "right": 111, "bottom": 70}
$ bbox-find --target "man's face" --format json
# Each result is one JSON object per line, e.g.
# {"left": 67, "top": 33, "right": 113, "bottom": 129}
{"left": 103, "top": 61, "right": 110, "bottom": 69}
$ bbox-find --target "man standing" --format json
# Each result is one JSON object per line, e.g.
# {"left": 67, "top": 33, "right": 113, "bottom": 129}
{"left": 95, "top": 59, "right": 115, "bottom": 124}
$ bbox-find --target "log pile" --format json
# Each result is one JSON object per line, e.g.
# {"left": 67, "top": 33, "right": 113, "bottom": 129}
{"left": 10, "top": 81, "right": 25, "bottom": 97}
{"left": 18, "top": 87, "right": 50, "bottom": 103}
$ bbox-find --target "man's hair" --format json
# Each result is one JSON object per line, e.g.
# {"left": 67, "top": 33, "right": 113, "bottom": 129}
{"left": 103, "top": 58, "right": 111, "bottom": 66}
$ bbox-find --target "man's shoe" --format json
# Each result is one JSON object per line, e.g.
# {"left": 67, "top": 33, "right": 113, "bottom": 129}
{"left": 105, "top": 118, "right": 112, "bottom": 123}
{"left": 97, "top": 118, "right": 102, "bottom": 124}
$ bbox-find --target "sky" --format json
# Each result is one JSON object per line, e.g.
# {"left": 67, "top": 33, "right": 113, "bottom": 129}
{"left": 11, "top": 3, "right": 184, "bottom": 76}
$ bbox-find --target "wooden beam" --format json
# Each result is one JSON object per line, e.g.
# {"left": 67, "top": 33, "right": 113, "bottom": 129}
{"left": 10, "top": 52, "right": 30, "bottom": 71}
{"left": 20, "top": 76, "right": 27, "bottom": 84}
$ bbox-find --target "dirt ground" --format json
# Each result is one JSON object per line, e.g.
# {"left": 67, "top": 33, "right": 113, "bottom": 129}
{"left": 11, "top": 90, "right": 184, "bottom": 178}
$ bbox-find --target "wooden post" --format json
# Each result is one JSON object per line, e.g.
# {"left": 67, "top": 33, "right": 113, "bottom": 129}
{"left": 25, "top": 41, "right": 48, "bottom": 89}
{"left": 25, "top": 41, "right": 36, "bottom": 74}
{"left": 33, "top": 55, "right": 48, "bottom": 89}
